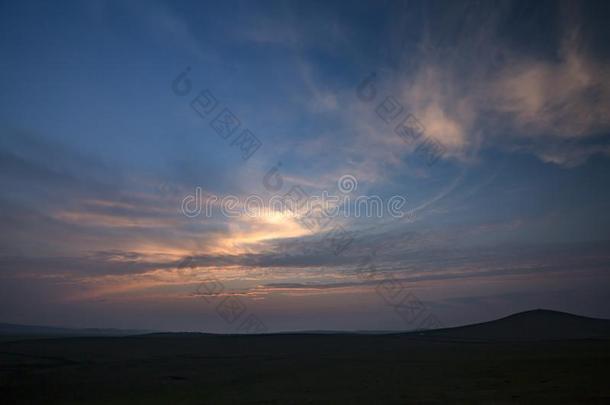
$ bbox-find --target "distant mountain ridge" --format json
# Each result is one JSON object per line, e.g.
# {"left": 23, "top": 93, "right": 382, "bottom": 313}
{"left": 0, "top": 322, "right": 154, "bottom": 337}
{"left": 410, "top": 309, "right": 610, "bottom": 341}
{"left": 2, "top": 310, "right": 610, "bottom": 341}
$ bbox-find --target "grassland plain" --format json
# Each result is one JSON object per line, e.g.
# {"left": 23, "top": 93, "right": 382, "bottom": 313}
{"left": 1, "top": 333, "right": 610, "bottom": 404}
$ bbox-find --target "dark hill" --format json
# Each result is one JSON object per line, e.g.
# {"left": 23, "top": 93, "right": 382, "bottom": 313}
{"left": 412, "top": 309, "right": 610, "bottom": 341}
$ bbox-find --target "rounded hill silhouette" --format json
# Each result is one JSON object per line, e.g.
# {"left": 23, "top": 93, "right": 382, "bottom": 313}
{"left": 412, "top": 309, "right": 610, "bottom": 341}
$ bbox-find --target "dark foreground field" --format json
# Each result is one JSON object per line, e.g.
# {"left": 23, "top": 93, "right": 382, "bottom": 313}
{"left": 2, "top": 311, "right": 610, "bottom": 404}
{"left": 1, "top": 335, "right": 609, "bottom": 404}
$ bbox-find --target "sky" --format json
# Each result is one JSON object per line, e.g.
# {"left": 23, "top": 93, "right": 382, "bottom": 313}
{"left": 1, "top": 0, "right": 610, "bottom": 333}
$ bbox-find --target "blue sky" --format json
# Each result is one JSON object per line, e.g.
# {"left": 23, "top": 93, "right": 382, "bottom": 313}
{"left": 1, "top": 0, "right": 610, "bottom": 332}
